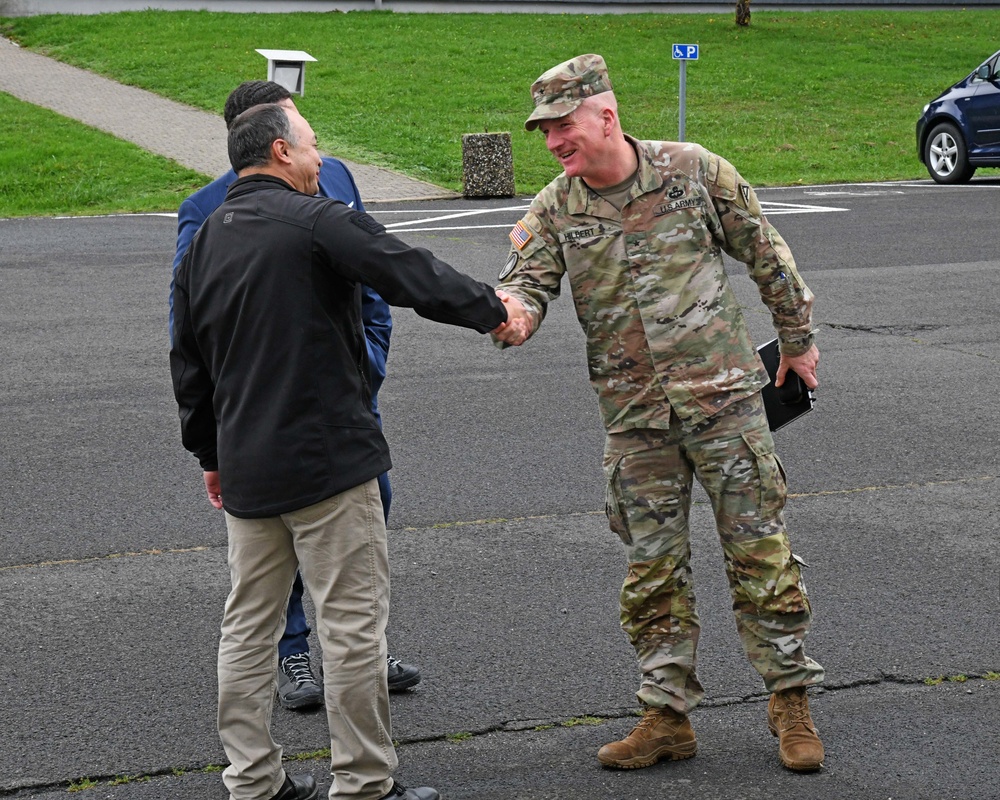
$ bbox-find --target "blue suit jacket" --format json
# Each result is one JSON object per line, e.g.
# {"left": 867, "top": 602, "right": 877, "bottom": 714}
{"left": 171, "top": 157, "right": 392, "bottom": 417}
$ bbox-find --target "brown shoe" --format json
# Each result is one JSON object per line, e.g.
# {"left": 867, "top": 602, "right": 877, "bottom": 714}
{"left": 767, "top": 687, "right": 825, "bottom": 771}
{"left": 597, "top": 706, "right": 697, "bottom": 769}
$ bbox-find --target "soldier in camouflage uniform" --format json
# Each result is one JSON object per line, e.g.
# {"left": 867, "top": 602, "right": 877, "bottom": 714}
{"left": 494, "top": 54, "right": 826, "bottom": 773}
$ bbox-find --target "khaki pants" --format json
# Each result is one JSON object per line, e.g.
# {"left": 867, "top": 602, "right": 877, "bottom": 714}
{"left": 219, "top": 479, "right": 396, "bottom": 800}
{"left": 603, "top": 394, "right": 824, "bottom": 713}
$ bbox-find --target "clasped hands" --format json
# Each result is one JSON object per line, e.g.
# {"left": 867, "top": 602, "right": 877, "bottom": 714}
{"left": 492, "top": 289, "right": 533, "bottom": 346}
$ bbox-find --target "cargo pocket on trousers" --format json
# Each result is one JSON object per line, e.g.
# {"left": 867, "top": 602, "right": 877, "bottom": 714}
{"left": 605, "top": 455, "right": 633, "bottom": 546}
{"left": 741, "top": 428, "right": 787, "bottom": 521}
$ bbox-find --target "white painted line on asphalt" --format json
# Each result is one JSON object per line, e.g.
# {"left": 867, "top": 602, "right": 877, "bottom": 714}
{"left": 39, "top": 212, "right": 179, "bottom": 220}
{"left": 761, "top": 201, "right": 849, "bottom": 214}
{"left": 806, "top": 181, "right": 1000, "bottom": 194}
{"left": 387, "top": 223, "right": 521, "bottom": 233}
{"left": 374, "top": 207, "right": 528, "bottom": 214}
{"left": 804, "top": 189, "right": 906, "bottom": 197}
{"left": 16, "top": 200, "right": 850, "bottom": 229}
{"left": 381, "top": 205, "right": 530, "bottom": 229}
{"left": 385, "top": 200, "right": 848, "bottom": 232}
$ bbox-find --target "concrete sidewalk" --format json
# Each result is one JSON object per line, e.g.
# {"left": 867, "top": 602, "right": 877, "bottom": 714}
{"left": 0, "top": 35, "right": 457, "bottom": 202}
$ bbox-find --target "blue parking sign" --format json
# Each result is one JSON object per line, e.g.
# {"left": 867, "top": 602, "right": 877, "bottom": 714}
{"left": 672, "top": 44, "right": 700, "bottom": 60}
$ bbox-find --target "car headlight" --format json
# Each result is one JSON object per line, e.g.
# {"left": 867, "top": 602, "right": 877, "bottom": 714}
{"left": 922, "top": 103, "right": 930, "bottom": 114}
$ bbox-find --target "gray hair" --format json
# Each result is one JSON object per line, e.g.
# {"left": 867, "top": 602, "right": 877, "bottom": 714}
{"left": 227, "top": 103, "right": 297, "bottom": 173}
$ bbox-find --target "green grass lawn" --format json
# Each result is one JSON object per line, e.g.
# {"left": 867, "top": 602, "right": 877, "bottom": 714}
{"left": 1, "top": 9, "right": 997, "bottom": 217}
{"left": 0, "top": 92, "right": 207, "bottom": 217}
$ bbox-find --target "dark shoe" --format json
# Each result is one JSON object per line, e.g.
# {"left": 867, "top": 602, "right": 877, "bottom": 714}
{"left": 597, "top": 706, "right": 697, "bottom": 769}
{"left": 271, "top": 773, "right": 319, "bottom": 800}
{"left": 387, "top": 654, "right": 421, "bottom": 692}
{"left": 277, "top": 653, "right": 323, "bottom": 710}
{"left": 379, "top": 781, "right": 439, "bottom": 800}
{"left": 768, "top": 686, "right": 825, "bottom": 771}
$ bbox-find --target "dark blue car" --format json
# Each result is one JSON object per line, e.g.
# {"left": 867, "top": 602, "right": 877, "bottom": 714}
{"left": 916, "top": 49, "right": 1000, "bottom": 183}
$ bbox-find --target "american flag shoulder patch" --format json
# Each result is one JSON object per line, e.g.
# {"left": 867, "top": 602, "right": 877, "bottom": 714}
{"left": 509, "top": 220, "right": 533, "bottom": 250}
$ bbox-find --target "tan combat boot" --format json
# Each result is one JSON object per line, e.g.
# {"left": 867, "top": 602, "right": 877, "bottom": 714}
{"left": 767, "top": 686, "right": 825, "bottom": 771}
{"left": 597, "top": 706, "right": 697, "bottom": 769}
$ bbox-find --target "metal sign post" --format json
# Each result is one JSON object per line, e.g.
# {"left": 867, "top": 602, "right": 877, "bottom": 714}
{"left": 671, "top": 43, "right": 700, "bottom": 142}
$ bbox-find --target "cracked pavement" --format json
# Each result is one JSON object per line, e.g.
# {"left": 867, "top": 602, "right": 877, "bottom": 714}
{"left": 2, "top": 181, "right": 999, "bottom": 799}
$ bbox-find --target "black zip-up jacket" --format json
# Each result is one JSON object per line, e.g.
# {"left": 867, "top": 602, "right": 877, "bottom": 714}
{"left": 170, "top": 175, "right": 507, "bottom": 518}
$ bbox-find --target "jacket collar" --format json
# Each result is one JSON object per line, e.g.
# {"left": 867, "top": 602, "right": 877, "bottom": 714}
{"left": 566, "top": 134, "right": 664, "bottom": 218}
{"left": 226, "top": 173, "right": 297, "bottom": 199}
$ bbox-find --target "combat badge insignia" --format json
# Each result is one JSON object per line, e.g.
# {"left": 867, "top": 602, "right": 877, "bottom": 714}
{"left": 509, "top": 220, "right": 533, "bottom": 250}
{"left": 668, "top": 186, "right": 684, "bottom": 199}
{"left": 498, "top": 252, "right": 518, "bottom": 280}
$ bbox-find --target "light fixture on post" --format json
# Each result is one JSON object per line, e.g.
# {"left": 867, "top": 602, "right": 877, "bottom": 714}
{"left": 255, "top": 49, "right": 317, "bottom": 97}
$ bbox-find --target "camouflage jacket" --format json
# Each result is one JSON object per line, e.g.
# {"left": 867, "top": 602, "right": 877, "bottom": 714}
{"left": 497, "top": 136, "right": 815, "bottom": 431}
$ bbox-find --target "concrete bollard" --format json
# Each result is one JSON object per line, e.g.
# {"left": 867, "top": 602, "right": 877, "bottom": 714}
{"left": 461, "top": 132, "right": 515, "bottom": 198}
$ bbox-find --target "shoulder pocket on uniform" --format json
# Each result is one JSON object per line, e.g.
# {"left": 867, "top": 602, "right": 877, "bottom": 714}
{"left": 707, "top": 154, "right": 760, "bottom": 219}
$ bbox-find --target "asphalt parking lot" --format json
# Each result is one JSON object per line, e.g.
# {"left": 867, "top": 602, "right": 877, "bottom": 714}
{"left": 1, "top": 179, "right": 998, "bottom": 800}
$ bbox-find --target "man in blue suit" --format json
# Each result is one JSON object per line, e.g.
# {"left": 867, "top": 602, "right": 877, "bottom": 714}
{"left": 171, "top": 81, "right": 420, "bottom": 712}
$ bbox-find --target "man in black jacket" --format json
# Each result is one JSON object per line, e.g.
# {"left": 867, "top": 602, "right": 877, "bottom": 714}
{"left": 171, "top": 103, "right": 529, "bottom": 800}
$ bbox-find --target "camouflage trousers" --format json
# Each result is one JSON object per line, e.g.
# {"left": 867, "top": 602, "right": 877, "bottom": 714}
{"left": 603, "top": 394, "right": 824, "bottom": 714}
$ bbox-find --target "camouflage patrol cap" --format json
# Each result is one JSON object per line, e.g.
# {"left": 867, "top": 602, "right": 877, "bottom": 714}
{"left": 524, "top": 54, "right": 613, "bottom": 131}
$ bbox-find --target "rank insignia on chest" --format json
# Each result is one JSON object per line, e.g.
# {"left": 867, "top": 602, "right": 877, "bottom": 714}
{"left": 509, "top": 220, "right": 533, "bottom": 250}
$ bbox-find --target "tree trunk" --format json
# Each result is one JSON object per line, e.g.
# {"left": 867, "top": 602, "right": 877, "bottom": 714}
{"left": 736, "top": 0, "right": 751, "bottom": 26}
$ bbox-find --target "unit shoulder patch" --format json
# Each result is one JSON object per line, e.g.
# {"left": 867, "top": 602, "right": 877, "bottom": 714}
{"left": 349, "top": 211, "right": 385, "bottom": 235}
{"left": 498, "top": 252, "right": 519, "bottom": 280}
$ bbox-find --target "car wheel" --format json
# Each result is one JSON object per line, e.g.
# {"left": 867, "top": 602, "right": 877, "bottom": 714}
{"left": 924, "top": 122, "right": 976, "bottom": 184}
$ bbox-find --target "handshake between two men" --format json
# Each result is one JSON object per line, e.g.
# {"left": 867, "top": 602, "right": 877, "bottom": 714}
{"left": 492, "top": 289, "right": 533, "bottom": 347}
